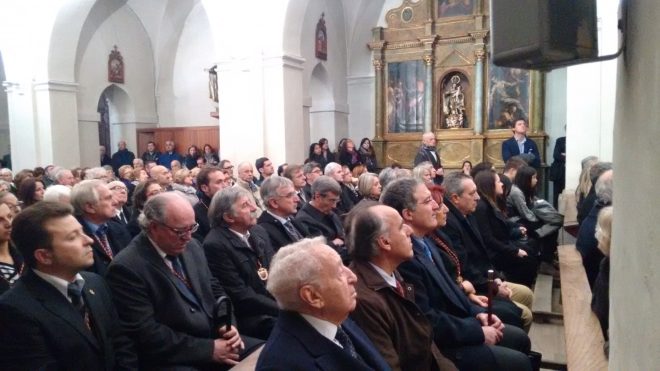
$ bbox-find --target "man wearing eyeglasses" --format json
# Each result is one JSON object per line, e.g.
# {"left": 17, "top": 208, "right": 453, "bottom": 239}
{"left": 106, "top": 192, "right": 262, "bottom": 369}
{"left": 71, "top": 180, "right": 131, "bottom": 276}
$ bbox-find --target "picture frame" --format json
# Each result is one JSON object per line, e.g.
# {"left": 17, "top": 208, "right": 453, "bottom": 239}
{"left": 386, "top": 60, "right": 426, "bottom": 134}
{"left": 487, "top": 63, "right": 532, "bottom": 130}
{"left": 438, "top": 0, "right": 475, "bottom": 18}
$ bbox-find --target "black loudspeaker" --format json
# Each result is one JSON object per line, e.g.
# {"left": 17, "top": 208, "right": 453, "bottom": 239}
{"left": 490, "top": 0, "right": 598, "bottom": 70}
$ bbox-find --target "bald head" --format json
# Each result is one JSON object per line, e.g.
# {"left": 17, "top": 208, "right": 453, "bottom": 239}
{"left": 422, "top": 132, "right": 436, "bottom": 147}
{"left": 150, "top": 165, "right": 172, "bottom": 187}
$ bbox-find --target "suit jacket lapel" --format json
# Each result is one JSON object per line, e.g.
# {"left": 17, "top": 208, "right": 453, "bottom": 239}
{"left": 412, "top": 239, "right": 470, "bottom": 313}
{"left": 179, "top": 248, "right": 212, "bottom": 317}
{"left": 137, "top": 235, "right": 203, "bottom": 310}
{"left": 24, "top": 272, "right": 100, "bottom": 350}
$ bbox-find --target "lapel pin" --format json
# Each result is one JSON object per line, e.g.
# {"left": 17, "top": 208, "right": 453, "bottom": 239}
{"left": 88, "top": 289, "right": 96, "bottom": 295}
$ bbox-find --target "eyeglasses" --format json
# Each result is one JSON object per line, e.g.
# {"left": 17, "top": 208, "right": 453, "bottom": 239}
{"left": 110, "top": 186, "right": 127, "bottom": 192}
{"left": 321, "top": 194, "right": 340, "bottom": 203}
{"left": 157, "top": 221, "right": 199, "bottom": 238}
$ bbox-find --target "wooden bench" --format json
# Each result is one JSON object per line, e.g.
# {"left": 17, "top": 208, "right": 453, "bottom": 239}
{"left": 557, "top": 245, "right": 608, "bottom": 371}
{"left": 230, "top": 345, "right": 263, "bottom": 371}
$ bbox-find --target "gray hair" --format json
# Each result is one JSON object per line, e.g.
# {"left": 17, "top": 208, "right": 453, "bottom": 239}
{"left": 443, "top": 171, "right": 471, "bottom": 197}
{"left": 85, "top": 167, "right": 108, "bottom": 181}
{"left": 208, "top": 186, "right": 251, "bottom": 228}
{"left": 379, "top": 167, "right": 410, "bottom": 189}
{"left": 260, "top": 176, "right": 294, "bottom": 207}
{"left": 0, "top": 168, "right": 12, "bottom": 176}
{"left": 43, "top": 185, "right": 72, "bottom": 203}
{"left": 380, "top": 177, "right": 420, "bottom": 215}
{"left": 138, "top": 192, "right": 185, "bottom": 230}
{"left": 346, "top": 203, "right": 385, "bottom": 262}
{"left": 310, "top": 175, "right": 341, "bottom": 197}
{"left": 589, "top": 161, "right": 613, "bottom": 184}
{"left": 54, "top": 168, "right": 72, "bottom": 182}
{"left": 412, "top": 162, "right": 434, "bottom": 181}
{"left": 357, "top": 173, "right": 378, "bottom": 199}
{"left": 302, "top": 161, "right": 321, "bottom": 175}
{"left": 266, "top": 236, "right": 328, "bottom": 311}
{"left": 70, "top": 180, "right": 104, "bottom": 215}
{"left": 324, "top": 162, "right": 341, "bottom": 176}
{"left": 595, "top": 169, "right": 613, "bottom": 204}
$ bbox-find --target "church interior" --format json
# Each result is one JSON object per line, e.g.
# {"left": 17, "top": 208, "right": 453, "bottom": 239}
{"left": 0, "top": 0, "right": 658, "bottom": 368}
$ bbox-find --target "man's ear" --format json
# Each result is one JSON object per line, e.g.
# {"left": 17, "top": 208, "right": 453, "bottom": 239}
{"left": 222, "top": 212, "right": 235, "bottom": 225}
{"left": 34, "top": 248, "right": 53, "bottom": 267}
{"left": 376, "top": 234, "right": 391, "bottom": 252}
{"left": 300, "top": 285, "right": 324, "bottom": 309}
{"left": 82, "top": 202, "right": 97, "bottom": 215}
{"left": 200, "top": 184, "right": 209, "bottom": 195}
{"left": 401, "top": 208, "right": 414, "bottom": 223}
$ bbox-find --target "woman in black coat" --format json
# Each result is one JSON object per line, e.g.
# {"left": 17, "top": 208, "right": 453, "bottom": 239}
{"left": 473, "top": 170, "right": 538, "bottom": 287}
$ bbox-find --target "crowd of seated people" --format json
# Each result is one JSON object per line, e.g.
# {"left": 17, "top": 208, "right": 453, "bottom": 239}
{"left": 0, "top": 134, "right": 615, "bottom": 370}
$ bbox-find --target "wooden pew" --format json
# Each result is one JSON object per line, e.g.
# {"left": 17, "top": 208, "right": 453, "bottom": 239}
{"left": 557, "top": 245, "right": 608, "bottom": 371}
{"left": 230, "top": 345, "right": 263, "bottom": 371}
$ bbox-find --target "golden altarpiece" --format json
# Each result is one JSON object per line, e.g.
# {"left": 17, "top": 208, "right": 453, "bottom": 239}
{"left": 369, "top": 0, "right": 547, "bottom": 170}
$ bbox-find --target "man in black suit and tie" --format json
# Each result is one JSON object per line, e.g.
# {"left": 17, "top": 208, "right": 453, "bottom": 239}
{"left": 381, "top": 178, "right": 533, "bottom": 371}
{"left": 71, "top": 180, "right": 131, "bottom": 276}
{"left": 0, "top": 201, "right": 135, "bottom": 370}
{"left": 414, "top": 132, "right": 444, "bottom": 184}
{"left": 108, "top": 180, "right": 131, "bottom": 225}
{"left": 257, "top": 237, "right": 392, "bottom": 370}
{"left": 302, "top": 161, "right": 323, "bottom": 201}
{"left": 258, "top": 176, "right": 308, "bottom": 251}
{"left": 203, "top": 186, "right": 279, "bottom": 339}
{"left": 295, "top": 176, "right": 348, "bottom": 261}
{"left": 106, "top": 192, "right": 261, "bottom": 369}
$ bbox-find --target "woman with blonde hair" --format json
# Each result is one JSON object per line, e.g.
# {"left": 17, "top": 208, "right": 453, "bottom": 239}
{"left": 357, "top": 173, "right": 381, "bottom": 201}
{"left": 412, "top": 161, "right": 434, "bottom": 185}
{"left": 575, "top": 155, "right": 599, "bottom": 210}
{"left": 171, "top": 168, "right": 198, "bottom": 205}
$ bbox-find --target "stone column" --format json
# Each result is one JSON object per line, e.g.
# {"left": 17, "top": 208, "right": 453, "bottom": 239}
{"left": 423, "top": 54, "right": 434, "bottom": 133}
{"left": 2, "top": 81, "right": 38, "bottom": 170}
{"left": 473, "top": 48, "right": 485, "bottom": 134}
{"left": 33, "top": 80, "right": 81, "bottom": 168}
{"left": 373, "top": 58, "right": 384, "bottom": 140}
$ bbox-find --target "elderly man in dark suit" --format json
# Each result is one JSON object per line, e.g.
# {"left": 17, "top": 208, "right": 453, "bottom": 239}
{"left": 203, "top": 186, "right": 278, "bottom": 340}
{"left": 381, "top": 178, "right": 534, "bottom": 371}
{"left": 414, "top": 132, "right": 444, "bottom": 184}
{"left": 295, "top": 175, "right": 348, "bottom": 261}
{"left": 0, "top": 201, "right": 135, "bottom": 370}
{"left": 71, "top": 179, "right": 131, "bottom": 276}
{"left": 347, "top": 202, "right": 457, "bottom": 371}
{"left": 106, "top": 192, "right": 261, "bottom": 369}
{"left": 257, "top": 176, "right": 308, "bottom": 251}
{"left": 257, "top": 237, "right": 391, "bottom": 371}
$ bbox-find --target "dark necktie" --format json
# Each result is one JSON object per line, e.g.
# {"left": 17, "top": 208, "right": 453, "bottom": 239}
{"left": 166, "top": 255, "right": 187, "bottom": 281}
{"left": 335, "top": 326, "right": 359, "bottom": 359}
{"left": 283, "top": 219, "right": 303, "bottom": 241}
{"left": 67, "top": 281, "right": 92, "bottom": 331}
{"left": 67, "top": 281, "right": 86, "bottom": 318}
{"left": 395, "top": 279, "right": 405, "bottom": 297}
{"left": 420, "top": 238, "right": 434, "bottom": 262}
{"left": 96, "top": 226, "right": 114, "bottom": 259}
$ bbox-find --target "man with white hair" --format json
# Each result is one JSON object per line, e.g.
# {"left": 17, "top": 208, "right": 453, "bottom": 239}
{"left": 43, "top": 184, "right": 71, "bottom": 204}
{"left": 84, "top": 167, "right": 110, "bottom": 182}
{"left": 257, "top": 176, "right": 308, "bottom": 251}
{"left": 54, "top": 168, "right": 76, "bottom": 187}
{"left": 256, "top": 238, "right": 390, "bottom": 370}
{"left": 107, "top": 180, "right": 131, "bottom": 226}
{"left": 234, "top": 162, "right": 264, "bottom": 217}
{"left": 71, "top": 180, "right": 130, "bottom": 276}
